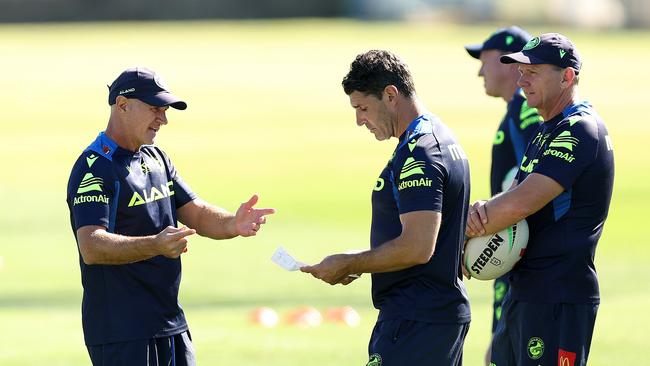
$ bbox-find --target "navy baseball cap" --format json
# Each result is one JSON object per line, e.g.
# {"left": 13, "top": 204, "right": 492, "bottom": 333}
{"left": 500, "top": 33, "right": 582, "bottom": 73}
{"left": 465, "top": 26, "right": 532, "bottom": 59}
{"left": 108, "top": 67, "right": 187, "bottom": 110}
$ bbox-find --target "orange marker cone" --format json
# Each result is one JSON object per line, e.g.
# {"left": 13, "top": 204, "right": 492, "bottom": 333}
{"left": 340, "top": 306, "right": 361, "bottom": 327}
{"left": 287, "top": 306, "right": 322, "bottom": 328}
{"left": 249, "top": 307, "right": 279, "bottom": 328}
{"left": 325, "top": 306, "right": 361, "bottom": 327}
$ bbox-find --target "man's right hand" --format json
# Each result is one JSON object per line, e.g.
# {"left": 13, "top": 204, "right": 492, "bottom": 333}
{"left": 155, "top": 226, "right": 196, "bottom": 258}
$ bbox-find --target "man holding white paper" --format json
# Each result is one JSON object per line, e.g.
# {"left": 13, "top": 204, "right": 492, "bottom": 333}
{"left": 301, "top": 50, "right": 471, "bottom": 365}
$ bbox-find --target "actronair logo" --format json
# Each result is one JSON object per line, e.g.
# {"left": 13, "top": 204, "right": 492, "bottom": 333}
{"left": 73, "top": 194, "right": 109, "bottom": 206}
{"left": 548, "top": 131, "right": 579, "bottom": 151}
{"left": 399, "top": 157, "right": 426, "bottom": 179}
{"left": 128, "top": 181, "right": 175, "bottom": 207}
{"left": 397, "top": 177, "right": 433, "bottom": 191}
{"left": 77, "top": 173, "right": 104, "bottom": 194}
{"left": 543, "top": 148, "right": 576, "bottom": 163}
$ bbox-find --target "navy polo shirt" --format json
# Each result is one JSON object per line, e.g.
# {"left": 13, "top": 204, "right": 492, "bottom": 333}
{"left": 371, "top": 114, "right": 471, "bottom": 324}
{"left": 491, "top": 89, "right": 542, "bottom": 195}
{"left": 512, "top": 101, "right": 615, "bottom": 303}
{"left": 66, "top": 132, "right": 197, "bottom": 345}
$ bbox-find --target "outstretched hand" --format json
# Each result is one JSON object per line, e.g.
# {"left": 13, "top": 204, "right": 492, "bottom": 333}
{"left": 235, "top": 194, "right": 276, "bottom": 237}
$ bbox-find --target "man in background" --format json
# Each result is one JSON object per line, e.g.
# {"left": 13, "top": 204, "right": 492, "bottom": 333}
{"left": 465, "top": 25, "right": 541, "bottom": 365}
{"left": 66, "top": 67, "right": 275, "bottom": 366}
{"left": 466, "top": 33, "right": 614, "bottom": 366}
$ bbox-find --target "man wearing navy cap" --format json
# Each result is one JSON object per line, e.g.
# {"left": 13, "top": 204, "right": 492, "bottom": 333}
{"left": 66, "top": 67, "right": 276, "bottom": 365}
{"left": 465, "top": 26, "right": 542, "bottom": 365}
{"left": 466, "top": 34, "right": 614, "bottom": 366}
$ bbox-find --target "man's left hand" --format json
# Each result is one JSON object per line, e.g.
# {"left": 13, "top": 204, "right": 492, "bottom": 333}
{"left": 235, "top": 194, "right": 276, "bottom": 237}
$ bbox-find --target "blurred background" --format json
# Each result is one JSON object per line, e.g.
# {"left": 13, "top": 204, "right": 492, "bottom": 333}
{"left": 1, "top": 0, "right": 649, "bottom": 365}
{"left": 1, "top": 0, "right": 650, "bottom": 27}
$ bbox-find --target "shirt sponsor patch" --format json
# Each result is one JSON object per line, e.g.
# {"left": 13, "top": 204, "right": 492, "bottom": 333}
{"left": 548, "top": 131, "right": 579, "bottom": 151}
{"left": 399, "top": 157, "right": 426, "bottom": 179}
{"left": 73, "top": 194, "right": 109, "bottom": 206}
{"left": 558, "top": 349, "right": 576, "bottom": 366}
{"left": 128, "top": 181, "right": 175, "bottom": 207}
{"left": 397, "top": 177, "right": 433, "bottom": 191}
{"left": 77, "top": 173, "right": 103, "bottom": 194}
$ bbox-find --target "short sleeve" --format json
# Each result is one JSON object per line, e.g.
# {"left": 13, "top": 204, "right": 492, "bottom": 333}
{"left": 392, "top": 137, "right": 445, "bottom": 214}
{"left": 67, "top": 154, "right": 115, "bottom": 230}
{"left": 533, "top": 119, "right": 598, "bottom": 190}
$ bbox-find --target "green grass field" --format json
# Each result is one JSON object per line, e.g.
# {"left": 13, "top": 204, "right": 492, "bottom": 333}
{"left": 0, "top": 20, "right": 648, "bottom": 365}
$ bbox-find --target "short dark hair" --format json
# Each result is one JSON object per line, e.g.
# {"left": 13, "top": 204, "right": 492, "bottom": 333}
{"left": 342, "top": 50, "right": 416, "bottom": 99}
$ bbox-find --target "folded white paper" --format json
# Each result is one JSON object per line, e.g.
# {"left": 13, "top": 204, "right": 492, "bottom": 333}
{"left": 271, "top": 246, "right": 307, "bottom": 271}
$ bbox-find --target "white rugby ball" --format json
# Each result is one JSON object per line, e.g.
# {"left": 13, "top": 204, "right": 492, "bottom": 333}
{"left": 464, "top": 220, "right": 529, "bottom": 280}
{"left": 501, "top": 166, "right": 519, "bottom": 192}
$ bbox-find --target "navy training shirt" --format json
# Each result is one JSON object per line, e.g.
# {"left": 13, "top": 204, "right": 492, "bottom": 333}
{"left": 371, "top": 114, "right": 471, "bottom": 324}
{"left": 491, "top": 89, "right": 542, "bottom": 196}
{"left": 512, "top": 101, "right": 614, "bottom": 303}
{"left": 66, "top": 132, "right": 197, "bottom": 345}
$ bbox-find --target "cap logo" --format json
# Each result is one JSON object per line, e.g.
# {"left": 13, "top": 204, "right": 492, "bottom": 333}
{"left": 559, "top": 49, "right": 567, "bottom": 59}
{"left": 523, "top": 37, "right": 540, "bottom": 50}
{"left": 154, "top": 74, "right": 169, "bottom": 90}
{"left": 505, "top": 35, "right": 514, "bottom": 46}
{"left": 119, "top": 88, "right": 135, "bottom": 95}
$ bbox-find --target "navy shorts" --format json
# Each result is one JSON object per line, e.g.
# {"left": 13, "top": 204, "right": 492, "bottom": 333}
{"left": 367, "top": 319, "right": 469, "bottom": 366}
{"left": 87, "top": 331, "right": 196, "bottom": 366}
{"left": 490, "top": 298, "right": 598, "bottom": 366}
{"left": 491, "top": 274, "right": 509, "bottom": 333}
